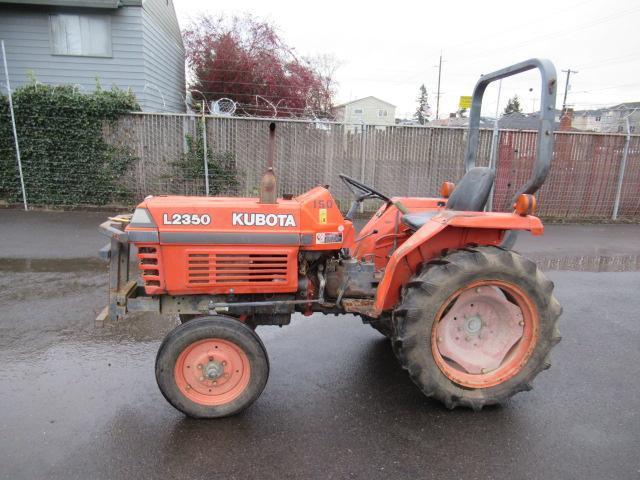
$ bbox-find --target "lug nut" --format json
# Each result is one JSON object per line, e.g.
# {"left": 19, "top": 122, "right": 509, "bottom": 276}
{"left": 199, "top": 376, "right": 204, "bottom": 381}
{"left": 437, "top": 337, "right": 443, "bottom": 343}
{"left": 476, "top": 288, "right": 482, "bottom": 293}
{"left": 197, "top": 364, "right": 202, "bottom": 369}
{"left": 186, "top": 384, "right": 191, "bottom": 390}
{"left": 519, "top": 321, "right": 525, "bottom": 326}
{"left": 222, "top": 361, "right": 227, "bottom": 366}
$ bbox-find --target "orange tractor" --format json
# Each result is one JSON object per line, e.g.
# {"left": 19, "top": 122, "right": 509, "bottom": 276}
{"left": 99, "top": 59, "right": 562, "bottom": 418}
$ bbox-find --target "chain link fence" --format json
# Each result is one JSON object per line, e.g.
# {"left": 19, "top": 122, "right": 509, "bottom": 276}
{"left": 2, "top": 110, "right": 640, "bottom": 220}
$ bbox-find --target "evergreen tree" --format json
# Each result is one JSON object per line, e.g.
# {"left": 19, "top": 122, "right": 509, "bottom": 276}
{"left": 414, "top": 84, "right": 430, "bottom": 125}
{"left": 504, "top": 95, "right": 523, "bottom": 114}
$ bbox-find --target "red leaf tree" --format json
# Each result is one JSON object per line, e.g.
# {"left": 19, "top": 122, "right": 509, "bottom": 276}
{"left": 183, "top": 14, "right": 337, "bottom": 118}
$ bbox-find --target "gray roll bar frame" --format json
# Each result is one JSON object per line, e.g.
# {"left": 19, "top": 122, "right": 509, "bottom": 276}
{"left": 464, "top": 58, "right": 557, "bottom": 201}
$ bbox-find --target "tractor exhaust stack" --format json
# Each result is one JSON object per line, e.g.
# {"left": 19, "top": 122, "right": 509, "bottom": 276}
{"left": 259, "top": 122, "right": 277, "bottom": 204}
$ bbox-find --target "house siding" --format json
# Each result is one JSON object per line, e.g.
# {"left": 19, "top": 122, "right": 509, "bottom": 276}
{"left": 334, "top": 97, "right": 396, "bottom": 127}
{"left": 0, "top": 4, "right": 146, "bottom": 95}
{"left": 0, "top": 2, "right": 185, "bottom": 111}
{"left": 140, "top": 0, "right": 185, "bottom": 112}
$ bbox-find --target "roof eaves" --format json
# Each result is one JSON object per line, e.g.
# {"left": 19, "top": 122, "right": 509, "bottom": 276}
{"left": 333, "top": 95, "right": 396, "bottom": 108}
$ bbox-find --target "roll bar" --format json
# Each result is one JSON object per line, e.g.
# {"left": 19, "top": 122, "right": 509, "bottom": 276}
{"left": 465, "top": 58, "right": 557, "bottom": 200}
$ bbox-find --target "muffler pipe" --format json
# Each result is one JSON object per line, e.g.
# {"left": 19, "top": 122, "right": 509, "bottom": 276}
{"left": 259, "top": 122, "right": 277, "bottom": 204}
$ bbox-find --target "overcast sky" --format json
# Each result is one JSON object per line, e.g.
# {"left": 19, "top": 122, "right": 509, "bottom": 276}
{"left": 174, "top": 0, "right": 640, "bottom": 119}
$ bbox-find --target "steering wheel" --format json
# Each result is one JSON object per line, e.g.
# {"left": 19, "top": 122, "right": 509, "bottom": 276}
{"left": 338, "top": 174, "right": 392, "bottom": 203}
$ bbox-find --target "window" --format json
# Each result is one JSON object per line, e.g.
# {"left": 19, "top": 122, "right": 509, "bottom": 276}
{"left": 50, "top": 14, "right": 112, "bottom": 57}
{"left": 353, "top": 108, "right": 363, "bottom": 114}
{"left": 595, "top": 116, "right": 601, "bottom": 122}
{"left": 378, "top": 109, "right": 388, "bottom": 117}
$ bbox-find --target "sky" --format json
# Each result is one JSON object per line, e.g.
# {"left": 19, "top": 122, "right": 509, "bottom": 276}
{"left": 174, "top": 0, "right": 640, "bottom": 119}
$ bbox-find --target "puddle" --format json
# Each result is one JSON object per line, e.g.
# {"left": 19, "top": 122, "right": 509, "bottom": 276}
{"left": 531, "top": 254, "right": 640, "bottom": 272}
{"left": 0, "top": 257, "right": 107, "bottom": 273}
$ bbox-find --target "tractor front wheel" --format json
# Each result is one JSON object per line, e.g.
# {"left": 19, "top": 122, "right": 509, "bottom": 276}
{"left": 393, "top": 246, "right": 562, "bottom": 410}
{"left": 156, "top": 315, "right": 269, "bottom": 418}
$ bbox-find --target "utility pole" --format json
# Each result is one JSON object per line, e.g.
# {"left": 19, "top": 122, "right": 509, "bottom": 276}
{"left": 435, "top": 52, "right": 443, "bottom": 120}
{"left": 561, "top": 69, "right": 578, "bottom": 110}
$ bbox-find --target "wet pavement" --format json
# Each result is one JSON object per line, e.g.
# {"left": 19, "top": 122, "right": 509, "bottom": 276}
{"left": 1, "top": 210, "right": 640, "bottom": 479}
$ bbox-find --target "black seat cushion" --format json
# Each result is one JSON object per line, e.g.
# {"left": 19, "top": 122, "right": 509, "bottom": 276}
{"left": 446, "top": 167, "right": 495, "bottom": 211}
{"left": 401, "top": 211, "right": 439, "bottom": 230}
{"left": 401, "top": 167, "right": 495, "bottom": 230}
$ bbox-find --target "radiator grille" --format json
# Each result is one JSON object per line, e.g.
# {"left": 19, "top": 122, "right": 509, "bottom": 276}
{"left": 187, "top": 252, "right": 290, "bottom": 286}
{"left": 138, "top": 246, "right": 161, "bottom": 288}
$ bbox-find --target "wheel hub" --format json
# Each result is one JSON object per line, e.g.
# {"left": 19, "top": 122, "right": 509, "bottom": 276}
{"left": 174, "top": 338, "right": 251, "bottom": 406}
{"left": 436, "top": 286, "right": 524, "bottom": 375}
{"left": 464, "top": 315, "right": 483, "bottom": 335}
{"left": 204, "top": 360, "right": 224, "bottom": 380}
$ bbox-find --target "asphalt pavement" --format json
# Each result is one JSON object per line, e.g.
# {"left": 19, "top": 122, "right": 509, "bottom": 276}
{"left": 0, "top": 209, "right": 639, "bottom": 480}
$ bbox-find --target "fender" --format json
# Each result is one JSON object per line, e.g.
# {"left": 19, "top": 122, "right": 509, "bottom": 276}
{"left": 373, "top": 211, "right": 544, "bottom": 315}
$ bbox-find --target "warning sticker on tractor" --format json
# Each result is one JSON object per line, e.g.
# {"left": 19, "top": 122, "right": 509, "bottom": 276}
{"left": 316, "top": 232, "right": 343, "bottom": 244}
{"left": 319, "top": 208, "right": 327, "bottom": 224}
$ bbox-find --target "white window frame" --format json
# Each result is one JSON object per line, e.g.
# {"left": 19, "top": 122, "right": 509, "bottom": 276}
{"left": 353, "top": 108, "right": 364, "bottom": 115}
{"left": 378, "top": 109, "right": 388, "bottom": 118}
{"left": 49, "top": 14, "right": 113, "bottom": 58}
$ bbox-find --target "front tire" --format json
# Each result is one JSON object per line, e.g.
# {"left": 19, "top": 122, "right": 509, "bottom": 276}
{"left": 393, "top": 246, "right": 561, "bottom": 410}
{"left": 156, "top": 315, "right": 269, "bottom": 418}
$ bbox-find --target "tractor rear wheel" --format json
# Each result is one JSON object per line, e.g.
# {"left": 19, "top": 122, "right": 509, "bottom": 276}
{"left": 361, "top": 314, "right": 394, "bottom": 338}
{"left": 392, "top": 246, "right": 561, "bottom": 410}
{"left": 156, "top": 315, "right": 269, "bottom": 418}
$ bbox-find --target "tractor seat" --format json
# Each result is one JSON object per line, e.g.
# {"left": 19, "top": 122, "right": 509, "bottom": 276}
{"left": 401, "top": 211, "right": 439, "bottom": 230}
{"left": 401, "top": 167, "right": 495, "bottom": 230}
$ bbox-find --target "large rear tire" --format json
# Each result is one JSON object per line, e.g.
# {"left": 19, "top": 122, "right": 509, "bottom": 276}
{"left": 156, "top": 315, "right": 269, "bottom": 418}
{"left": 361, "top": 314, "right": 394, "bottom": 338}
{"left": 392, "top": 246, "right": 561, "bottom": 410}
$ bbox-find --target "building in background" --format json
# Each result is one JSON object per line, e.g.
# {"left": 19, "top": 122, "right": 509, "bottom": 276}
{"left": 431, "top": 111, "right": 563, "bottom": 130}
{"left": 0, "top": 0, "right": 185, "bottom": 112}
{"left": 572, "top": 109, "right": 604, "bottom": 132}
{"left": 333, "top": 96, "right": 396, "bottom": 130}
{"left": 573, "top": 102, "right": 640, "bottom": 133}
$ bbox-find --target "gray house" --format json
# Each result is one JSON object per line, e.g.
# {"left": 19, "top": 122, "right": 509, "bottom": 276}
{"left": 0, "top": 0, "right": 185, "bottom": 111}
{"left": 573, "top": 102, "right": 640, "bottom": 134}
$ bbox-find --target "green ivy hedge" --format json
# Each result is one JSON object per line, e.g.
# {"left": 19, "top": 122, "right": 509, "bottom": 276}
{"left": 171, "top": 127, "right": 241, "bottom": 195}
{"left": 0, "top": 82, "right": 139, "bottom": 206}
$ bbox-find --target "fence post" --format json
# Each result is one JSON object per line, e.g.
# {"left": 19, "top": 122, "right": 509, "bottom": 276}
{"left": 359, "top": 121, "right": 366, "bottom": 214}
{"left": 487, "top": 127, "right": 500, "bottom": 211}
{"left": 1, "top": 40, "right": 28, "bottom": 210}
{"left": 201, "top": 100, "right": 209, "bottom": 196}
{"left": 612, "top": 117, "right": 630, "bottom": 220}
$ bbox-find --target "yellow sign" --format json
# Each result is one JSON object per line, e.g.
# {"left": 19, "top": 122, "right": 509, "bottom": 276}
{"left": 319, "top": 208, "right": 327, "bottom": 224}
{"left": 459, "top": 96, "right": 472, "bottom": 109}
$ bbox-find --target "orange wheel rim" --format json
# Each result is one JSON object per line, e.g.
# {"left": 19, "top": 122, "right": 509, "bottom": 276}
{"left": 174, "top": 338, "right": 251, "bottom": 406}
{"left": 431, "top": 280, "right": 539, "bottom": 389}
